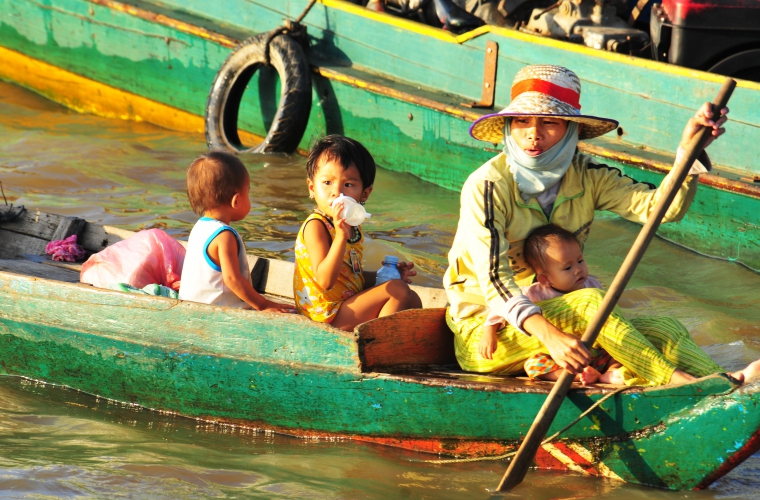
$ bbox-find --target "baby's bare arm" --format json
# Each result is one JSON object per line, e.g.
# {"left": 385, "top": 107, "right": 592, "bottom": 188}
{"left": 212, "top": 231, "right": 292, "bottom": 312}
{"left": 478, "top": 323, "right": 499, "bottom": 360}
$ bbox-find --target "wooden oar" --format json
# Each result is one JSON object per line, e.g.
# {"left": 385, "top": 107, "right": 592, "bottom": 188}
{"left": 496, "top": 77, "right": 737, "bottom": 492}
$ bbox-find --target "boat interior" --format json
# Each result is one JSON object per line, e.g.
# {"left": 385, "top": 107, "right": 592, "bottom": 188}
{"left": 0, "top": 208, "right": 622, "bottom": 395}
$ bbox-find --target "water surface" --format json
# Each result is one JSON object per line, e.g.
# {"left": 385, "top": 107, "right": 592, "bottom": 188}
{"left": 1, "top": 81, "right": 760, "bottom": 498}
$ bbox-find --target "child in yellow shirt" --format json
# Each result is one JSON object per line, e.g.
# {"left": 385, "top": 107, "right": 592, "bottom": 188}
{"left": 293, "top": 135, "right": 421, "bottom": 330}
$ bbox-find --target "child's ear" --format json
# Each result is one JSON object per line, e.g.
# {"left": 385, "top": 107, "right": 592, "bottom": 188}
{"left": 536, "top": 272, "right": 550, "bottom": 285}
{"left": 307, "top": 179, "right": 315, "bottom": 198}
{"left": 359, "top": 185, "right": 373, "bottom": 203}
{"left": 230, "top": 192, "right": 240, "bottom": 208}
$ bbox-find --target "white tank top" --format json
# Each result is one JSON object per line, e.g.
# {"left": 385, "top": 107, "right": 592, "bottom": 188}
{"left": 178, "top": 217, "right": 251, "bottom": 308}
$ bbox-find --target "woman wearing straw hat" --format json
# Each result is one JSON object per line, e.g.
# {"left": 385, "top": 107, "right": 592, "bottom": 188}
{"left": 442, "top": 64, "right": 748, "bottom": 385}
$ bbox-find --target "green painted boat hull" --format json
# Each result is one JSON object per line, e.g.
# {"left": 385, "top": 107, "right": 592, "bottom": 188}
{"left": 1, "top": 270, "right": 760, "bottom": 490}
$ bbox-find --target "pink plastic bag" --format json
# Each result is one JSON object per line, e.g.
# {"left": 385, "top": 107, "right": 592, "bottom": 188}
{"left": 80, "top": 229, "right": 185, "bottom": 290}
{"left": 46, "top": 234, "right": 86, "bottom": 262}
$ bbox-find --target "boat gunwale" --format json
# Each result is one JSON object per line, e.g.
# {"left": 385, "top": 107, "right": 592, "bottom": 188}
{"left": 0, "top": 265, "right": 367, "bottom": 371}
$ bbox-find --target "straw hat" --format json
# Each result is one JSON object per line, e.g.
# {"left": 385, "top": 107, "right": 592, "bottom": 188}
{"left": 469, "top": 65, "right": 619, "bottom": 142}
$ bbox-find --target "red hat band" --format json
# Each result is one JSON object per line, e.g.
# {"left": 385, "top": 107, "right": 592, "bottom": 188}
{"left": 510, "top": 79, "right": 581, "bottom": 110}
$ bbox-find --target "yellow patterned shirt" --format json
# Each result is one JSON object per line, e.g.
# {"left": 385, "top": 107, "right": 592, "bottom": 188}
{"left": 293, "top": 211, "right": 365, "bottom": 323}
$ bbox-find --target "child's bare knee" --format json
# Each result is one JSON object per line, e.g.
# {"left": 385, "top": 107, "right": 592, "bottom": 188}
{"left": 409, "top": 290, "right": 422, "bottom": 308}
{"left": 385, "top": 278, "right": 409, "bottom": 294}
{"left": 385, "top": 279, "right": 415, "bottom": 301}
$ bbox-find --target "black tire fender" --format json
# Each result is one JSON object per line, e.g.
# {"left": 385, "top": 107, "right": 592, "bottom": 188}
{"left": 708, "top": 49, "right": 760, "bottom": 83}
{"left": 205, "top": 32, "right": 312, "bottom": 154}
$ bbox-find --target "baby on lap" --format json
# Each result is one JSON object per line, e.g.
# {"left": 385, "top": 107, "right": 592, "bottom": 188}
{"left": 480, "top": 224, "right": 625, "bottom": 385}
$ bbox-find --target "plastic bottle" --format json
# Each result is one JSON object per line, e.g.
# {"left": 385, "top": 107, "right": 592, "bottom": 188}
{"left": 375, "top": 255, "right": 401, "bottom": 285}
{"left": 331, "top": 193, "right": 371, "bottom": 226}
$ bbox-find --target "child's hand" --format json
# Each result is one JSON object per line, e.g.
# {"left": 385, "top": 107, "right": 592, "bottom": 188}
{"left": 478, "top": 327, "right": 498, "bottom": 360}
{"left": 330, "top": 201, "right": 351, "bottom": 242}
{"left": 263, "top": 300, "right": 297, "bottom": 314}
{"left": 397, "top": 261, "right": 417, "bottom": 283}
{"left": 680, "top": 102, "right": 728, "bottom": 150}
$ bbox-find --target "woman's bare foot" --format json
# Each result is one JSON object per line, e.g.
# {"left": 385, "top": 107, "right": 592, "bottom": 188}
{"left": 577, "top": 366, "right": 601, "bottom": 386}
{"left": 668, "top": 369, "right": 697, "bottom": 385}
{"left": 730, "top": 359, "right": 760, "bottom": 383}
{"left": 599, "top": 368, "right": 626, "bottom": 385}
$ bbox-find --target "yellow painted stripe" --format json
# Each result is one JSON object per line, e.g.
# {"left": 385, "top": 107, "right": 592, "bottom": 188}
{"left": 0, "top": 45, "right": 262, "bottom": 144}
{"left": 566, "top": 443, "right": 624, "bottom": 481}
{"left": 487, "top": 24, "right": 760, "bottom": 89}
{"left": 541, "top": 443, "right": 589, "bottom": 475}
{"left": 317, "top": 0, "right": 760, "bottom": 90}
{"left": 0, "top": 45, "right": 204, "bottom": 132}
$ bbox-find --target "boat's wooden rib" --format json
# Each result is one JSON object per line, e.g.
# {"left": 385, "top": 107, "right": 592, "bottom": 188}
{"left": 0, "top": 258, "right": 81, "bottom": 283}
{"left": 22, "top": 254, "right": 85, "bottom": 273}
{"left": 2, "top": 210, "right": 760, "bottom": 490}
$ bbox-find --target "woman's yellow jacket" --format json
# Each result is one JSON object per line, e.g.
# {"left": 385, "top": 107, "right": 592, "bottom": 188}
{"left": 444, "top": 152, "right": 704, "bottom": 321}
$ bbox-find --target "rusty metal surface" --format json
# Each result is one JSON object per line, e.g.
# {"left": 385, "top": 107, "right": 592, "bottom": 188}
{"left": 462, "top": 41, "right": 499, "bottom": 109}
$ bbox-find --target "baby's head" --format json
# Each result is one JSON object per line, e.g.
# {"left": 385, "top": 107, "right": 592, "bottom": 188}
{"left": 186, "top": 151, "right": 250, "bottom": 218}
{"left": 306, "top": 135, "right": 375, "bottom": 214}
{"left": 523, "top": 224, "right": 588, "bottom": 293}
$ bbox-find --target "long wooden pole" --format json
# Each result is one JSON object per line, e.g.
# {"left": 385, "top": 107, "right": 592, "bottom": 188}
{"left": 496, "top": 77, "right": 737, "bottom": 492}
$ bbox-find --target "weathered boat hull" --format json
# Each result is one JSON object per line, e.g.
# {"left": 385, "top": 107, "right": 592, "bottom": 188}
{"left": 1, "top": 267, "right": 759, "bottom": 490}
{"left": 0, "top": 0, "right": 759, "bottom": 270}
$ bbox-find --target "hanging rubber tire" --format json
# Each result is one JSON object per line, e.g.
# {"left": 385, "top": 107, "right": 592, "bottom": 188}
{"left": 205, "top": 32, "right": 312, "bottom": 154}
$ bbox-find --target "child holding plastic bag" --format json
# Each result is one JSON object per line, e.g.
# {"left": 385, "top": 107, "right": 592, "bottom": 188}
{"left": 178, "top": 151, "right": 292, "bottom": 312}
{"left": 293, "top": 135, "right": 421, "bottom": 331}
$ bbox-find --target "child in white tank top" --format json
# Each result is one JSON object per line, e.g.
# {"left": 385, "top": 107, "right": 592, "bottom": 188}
{"left": 178, "top": 152, "right": 293, "bottom": 313}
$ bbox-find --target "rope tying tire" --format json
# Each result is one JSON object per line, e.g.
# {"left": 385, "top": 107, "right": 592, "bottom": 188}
{"left": 205, "top": 2, "right": 316, "bottom": 154}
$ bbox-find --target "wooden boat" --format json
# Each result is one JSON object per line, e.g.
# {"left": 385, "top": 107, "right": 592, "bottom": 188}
{"left": 1, "top": 209, "right": 759, "bottom": 491}
{"left": 0, "top": 0, "right": 759, "bottom": 272}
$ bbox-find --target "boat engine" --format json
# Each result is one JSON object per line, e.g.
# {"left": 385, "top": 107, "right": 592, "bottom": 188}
{"left": 517, "top": 0, "right": 649, "bottom": 53}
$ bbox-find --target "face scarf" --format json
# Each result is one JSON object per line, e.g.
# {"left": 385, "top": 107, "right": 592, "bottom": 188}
{"left": 504, "top": 120, "right": 579, "bottom": 196}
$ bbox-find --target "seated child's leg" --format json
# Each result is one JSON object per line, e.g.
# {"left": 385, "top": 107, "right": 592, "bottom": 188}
{"left": 527, "top": 352, "right": 601, "bottom": 385}
{"left": 599, "top": 363, "right": 627, "bottom": 385}
{"left": 525, "top": 353, "right": 560, "bottom": 380}
{"left": 330, "top": 279, "right": 421, "bottom": 331}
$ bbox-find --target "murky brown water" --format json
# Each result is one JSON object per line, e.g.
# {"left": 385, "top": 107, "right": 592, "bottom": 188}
{"left": 1, "top": 80, "right": 760, "bottom": 498}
